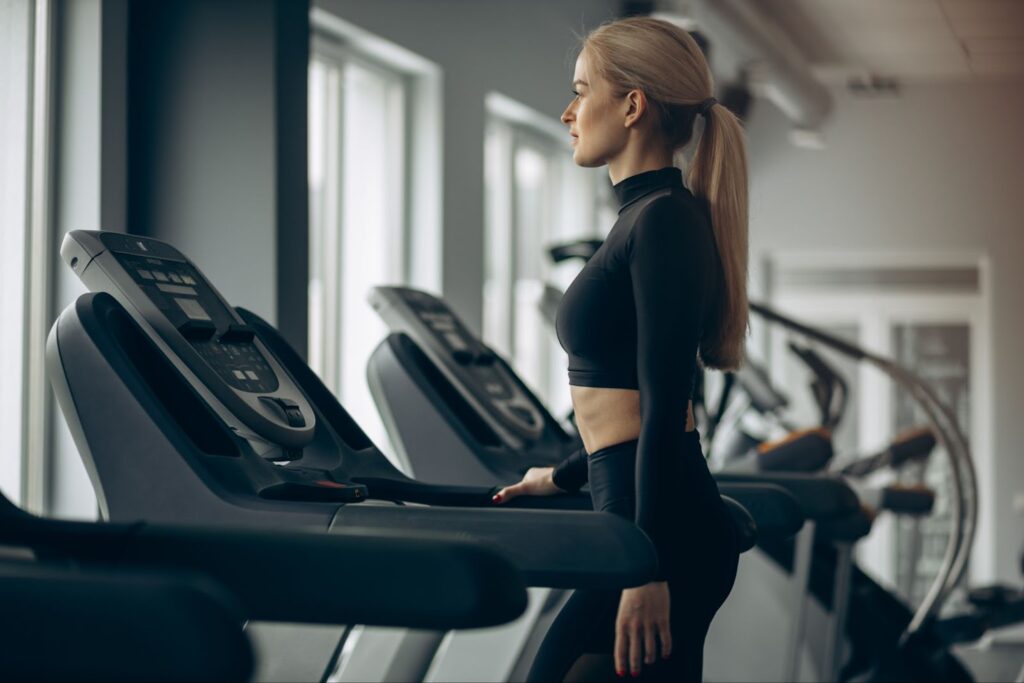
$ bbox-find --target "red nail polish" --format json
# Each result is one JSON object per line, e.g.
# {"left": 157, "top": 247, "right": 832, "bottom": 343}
{"left": 631, "top": 671, "right": 640, "bottom": 678}
{"left": 616, "top": 671, "right": 625, "bottom": 679}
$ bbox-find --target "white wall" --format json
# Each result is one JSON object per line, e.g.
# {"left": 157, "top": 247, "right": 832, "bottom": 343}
{"left": 744, "top": 82, "right": 1024, "bottom": 583}
{"left": 313, "top": 0, "right": 618, "bottom": 334}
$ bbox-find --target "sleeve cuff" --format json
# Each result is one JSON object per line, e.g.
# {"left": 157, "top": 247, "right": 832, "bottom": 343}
{"left": 551, "top": 447, "right": 588, "bottom": 493}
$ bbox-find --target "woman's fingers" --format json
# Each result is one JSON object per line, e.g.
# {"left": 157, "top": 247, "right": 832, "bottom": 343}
{"left": 492, "top": 482, "right": 523, "bottom": 504}
{"left": 658, "top": 619, "right": 672, "bottom": 660}
{"left": 616, "top": 620, "right": 668, "bottom": 676}
{"left": 614, "top": 625, "right": 628, "bottom": 677}
{"left": 629, "top": 625, "right": 643, "bottom": 676}
{"left": 643, "top": 624, "right": 658, "bottom": 665}
{"left": 493, "top": 468, "right": 561, "bottom": 503}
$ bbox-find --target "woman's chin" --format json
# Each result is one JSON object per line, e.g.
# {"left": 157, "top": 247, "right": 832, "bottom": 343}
{"left": 572, "top": 149, "right": 602, "bottom": 168}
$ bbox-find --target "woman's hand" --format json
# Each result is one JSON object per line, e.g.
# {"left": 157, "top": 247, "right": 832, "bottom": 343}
{"left": 492, "top": 467, "right": 563, "bottom": 504}
{"left": 615, "top": 581, "right": 671, "bottom": 677}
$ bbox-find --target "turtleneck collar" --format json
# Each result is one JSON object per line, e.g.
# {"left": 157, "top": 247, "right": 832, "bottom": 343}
{"left": 612, "top": 167, "right": 684, "bottom": 213}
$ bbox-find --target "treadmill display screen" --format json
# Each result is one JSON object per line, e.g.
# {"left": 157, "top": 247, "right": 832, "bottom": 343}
{"left": 175, "top": 297, "right": 212, "bottom": 321}
{"left": 113, "top": 251, "right": 279, "bottom": 394}
{"left": 444, "top": 332, "right": 468, "bottom": 351}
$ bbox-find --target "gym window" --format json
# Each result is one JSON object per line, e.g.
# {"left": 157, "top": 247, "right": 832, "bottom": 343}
{"left": 484, "top": 93, "right": 613, "bottom": 419}
{"left": 308, "top": 10, "right": 441, "bottom": 458}
{"left": 0, "top": 0, "right": 52, "bottom": 511}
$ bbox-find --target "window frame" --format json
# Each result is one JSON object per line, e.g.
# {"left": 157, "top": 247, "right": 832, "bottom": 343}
{"left": 1, "top": 0, "right": 55, "bottom": 512}
{"left": 24, "top": 0, "right": 55, "bottom": 514}
{"left": 308, "top": 34, "right": 412, "bottom": 393}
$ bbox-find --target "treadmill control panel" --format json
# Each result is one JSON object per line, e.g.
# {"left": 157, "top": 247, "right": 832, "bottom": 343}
{"left": 417, "top": 311, "right": 514, "bottom": 400}
{"left": 117, "top": 252, "right": 279, "bottom": 394}
{"left": 370, "top": 286, "right": 546, "bottom": 446}
{"left": 62, "top": 231, "right": 315, "bottom": 451}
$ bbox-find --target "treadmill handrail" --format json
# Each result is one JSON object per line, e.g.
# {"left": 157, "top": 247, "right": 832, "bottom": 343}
{"left": 715, "top": 482, "right": 805, "bottom": 539}
{"left": 721, "top": 496, "right": 758, "bottom": 552}
{"left": 329, "top": 504, "right": 658, "bottom": 590}
{"left": 0, "top": 562, "right": 255, "bottom": 682}
{"left": 714, "top": 472, "right": 859, "bottom": 519}
{"left": 1, "top": 498, "right": 526, "bottom": 629}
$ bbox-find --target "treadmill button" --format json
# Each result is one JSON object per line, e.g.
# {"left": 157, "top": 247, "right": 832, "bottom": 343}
{"left": 218, "top": 323, "right": 256, "bottom": 344}
{"left": 178, "top": 319, "right": 217, "bottom": 341}
{"left": 137, "top": 269, "right": 154, "bottom": 280}
{"left": 153, "top": 271, "right": 169, "bottom": 282}
{"left": 259, "top": 396, "right": 307, "bottom": 428}
{"left": 157, "top": 282, "right": 199, "bottom": 296}
{"left": 283, "top": 408, "right": 305, "bottom": 428}
{"left": 507, "top": 406, "right": 536, "bottom": 424}
{"left": 232, "top": 370, "right": 247, "bottom": 380}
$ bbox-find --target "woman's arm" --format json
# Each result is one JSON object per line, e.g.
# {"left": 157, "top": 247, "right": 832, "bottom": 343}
{"left": 628, "top": 197, "right": 713, "bottom": 577}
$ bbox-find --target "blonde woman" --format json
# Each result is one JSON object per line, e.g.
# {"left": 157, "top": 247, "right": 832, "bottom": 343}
{"left": 493, "top": 17, "right": 749, "bottom": 681}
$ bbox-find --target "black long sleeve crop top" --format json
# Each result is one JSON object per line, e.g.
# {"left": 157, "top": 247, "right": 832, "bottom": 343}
{"left": 552, "top": 166, "right": 721, "bottom": 565}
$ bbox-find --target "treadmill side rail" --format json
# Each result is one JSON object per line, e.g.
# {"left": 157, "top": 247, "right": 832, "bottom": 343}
{"left": 331, "top": 505, "right": 657, "bottom": 589}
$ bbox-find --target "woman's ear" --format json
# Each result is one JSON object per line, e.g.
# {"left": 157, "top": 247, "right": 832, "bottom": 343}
{"left": 624, "top": 89, "right": 648, "bottom": 129}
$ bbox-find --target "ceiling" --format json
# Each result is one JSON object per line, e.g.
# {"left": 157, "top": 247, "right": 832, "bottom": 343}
{"left": 741, "top": 0, "right": 1024, "bottom": 84}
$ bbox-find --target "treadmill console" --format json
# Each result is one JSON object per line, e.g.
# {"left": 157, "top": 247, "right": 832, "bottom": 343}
{"left": 61, "top": 231, "right": 315, "bottom": 452}
{"left": 116, "top": 251, "right": 278, "bottom": 393}
{"left": 369, "top": 286, "right": 546, "bottom": 448}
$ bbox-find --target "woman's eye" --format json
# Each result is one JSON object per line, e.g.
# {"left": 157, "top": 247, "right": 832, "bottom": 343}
{"left": 571, "top": 90, "right": 581, "bottom": 98}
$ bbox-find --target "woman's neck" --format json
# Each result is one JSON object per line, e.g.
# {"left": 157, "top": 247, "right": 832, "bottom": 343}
{"left": 607, "top": 142, "right": 673, "bottom": 185}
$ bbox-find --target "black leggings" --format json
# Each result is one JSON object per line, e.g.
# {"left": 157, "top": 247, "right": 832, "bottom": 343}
{"left": 528, "top": 436, "right": 739, "bottom": 682}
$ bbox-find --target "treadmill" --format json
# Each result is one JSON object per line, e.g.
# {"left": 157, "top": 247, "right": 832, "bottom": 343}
{"left": 47, "top": 230, "right": 660, "bottom": 683}
{"left": 366, "top": 285, "right": 876, "bottom": 682}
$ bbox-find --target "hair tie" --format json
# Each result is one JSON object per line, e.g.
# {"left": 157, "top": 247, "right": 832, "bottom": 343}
{"left": 697, "top": 97, "right": 717, "bottom": 117}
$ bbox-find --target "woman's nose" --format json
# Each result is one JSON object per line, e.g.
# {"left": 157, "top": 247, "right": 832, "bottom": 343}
{"left": 561, "top": 105, "right": 574, "bottom": 124}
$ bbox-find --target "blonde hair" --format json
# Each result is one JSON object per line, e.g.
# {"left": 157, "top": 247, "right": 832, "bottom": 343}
{"left": 583, "top": 17, "right": 749, "bottom": 370}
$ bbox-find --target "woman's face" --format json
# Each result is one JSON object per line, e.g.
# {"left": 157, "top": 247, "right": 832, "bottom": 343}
{"left": 561, "top": 50, "right": 629, "bottom": 167}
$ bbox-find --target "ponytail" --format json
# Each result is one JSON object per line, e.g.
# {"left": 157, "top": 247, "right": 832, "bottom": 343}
{"left": 688, "top": 103, "right": 749, "bottom": 370}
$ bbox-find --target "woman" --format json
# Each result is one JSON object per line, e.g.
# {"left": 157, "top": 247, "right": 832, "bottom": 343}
{"left": 493, "top": 16, "right": 749, "bottom": 682}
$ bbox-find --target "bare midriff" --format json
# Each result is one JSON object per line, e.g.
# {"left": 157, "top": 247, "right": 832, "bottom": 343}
{"left": 570, "top": 386, "right": 695, "bottom": 455}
